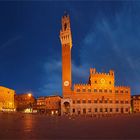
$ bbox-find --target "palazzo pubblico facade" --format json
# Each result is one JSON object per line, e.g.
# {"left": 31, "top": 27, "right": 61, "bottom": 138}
{"left": 60, "top": 14, "right": 131, "bottom": 115}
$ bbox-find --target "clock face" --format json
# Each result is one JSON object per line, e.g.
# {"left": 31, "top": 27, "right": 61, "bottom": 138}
{"left": 101, "top": 78, "right": 105, "bottom": 84}
{"left": 64, "top": 81, "right": 69, "bottom": 87}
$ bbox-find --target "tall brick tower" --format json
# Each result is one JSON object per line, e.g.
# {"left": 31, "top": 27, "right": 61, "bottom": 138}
{"left": 60, "top": 13, "right": 72, "bottom": 97}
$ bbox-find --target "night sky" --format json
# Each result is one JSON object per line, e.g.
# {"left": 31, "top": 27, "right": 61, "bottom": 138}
{"left": 0, "top": 1, "right": 140, "bottom": 97}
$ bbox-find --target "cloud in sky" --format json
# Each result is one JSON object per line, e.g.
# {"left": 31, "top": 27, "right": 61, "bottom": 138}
{"left": 79, "top": 3, "right": 140, "bottom": 94}
{"left": 38, "top": 2, "right": 140, "bottom": 96}
{"left": 39, "top": 59, "right": 91, "bottom": 96}
{"left": 0, "top": 36, "right": 22, "bottom": 50}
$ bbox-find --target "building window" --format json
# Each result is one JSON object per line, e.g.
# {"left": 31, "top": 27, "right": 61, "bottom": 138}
{"left": 88, "top": 100, "right": 91, "bottom": 103}
{"left": 73, "top": 108, "right": 75, "bottom": 113}
{"left": 82, "top": 100, "right": 86, "bottom": 104}
{"left": 77, "top": 89, "right": 80, "bottom": 92}
{"left": 109, "top": 90, "right": 112, "bottom": 93}
{"left": 77, "top": 100, "right": 80, "bottom": 104}
{"left": 99, "top": 89, "right": 102, "bottom": 93}
{"left": 100, "top": 108, "right": 103, "bottom": 112}
{"left": 110, "top": 108, "right": 112, "bottom": 112}
{"left": 116, "top": 108, "right": 119, "bottom": 112}
{"left": 83, "top": 108, "right": 86, "bottom": 114}
{"left": 95, "top": 80, "right": 97, "bottom": 84}
{"left": 110, "top": 100, "right": 112, "bottom": 103}
{"left": 73, "top": 100, "right": 75, "bottom": 104}
{"left": 99, "top": 100, "right": 102, "bottom": 103}
{"left": 121, "top": 101, "right": 124, "bottom": 104}
{"left": 125, "top": 101, "right": 128, "bottom": 104}
{"left": 109, "top": 81, "right": 111, "bottom": 84}
{"left": 88, "top": 89, "right": 91, "bottom": 92}
{"left": 120, "top": 90, "right": 124, "bottom": 93}
{"left": 125, "top": 91, "right": 128, "bottom": 93}
{"left": 88, "top": 108, "right": 91, "bottom": 113}
{"left": 94, "top": 89, "right": 97, "bottom": 92}
{"left": 77, "top": 110, "right": 81, "bottom": 115}
{"left": 104, "top": 89, "right": 107, "bottom": 93}
{"left": 115, "top": 90, "right": 118, "bottom": 93}
{"left": 116, "top": 100, "right": 119, "bottom": 104}
{"left": 95, "top": 108, "right": 98, "bottom": 112}
{"left": 105, "top": 100, "right": 108, "bottom": 103}
{"left": 105, "top": 108, "right": 108, "bottom": 112}
{"left": 82, "top": 89, "right": 86, "bottom": 92}
{"left": 125, "top": 108, "right": 128, "bottom": 112}
{"left": 94, "top": 100, "right": 97, "bottom": 103}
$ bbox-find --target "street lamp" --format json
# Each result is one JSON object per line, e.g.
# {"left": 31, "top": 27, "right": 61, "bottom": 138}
{"left": 27, "top": 93, "right": 32, "bottom": 112}
{"left": 28, "top": 93, "right": 32, "bottom": 97}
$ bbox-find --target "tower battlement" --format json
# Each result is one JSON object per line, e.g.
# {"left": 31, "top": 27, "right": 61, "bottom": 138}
{"left": 90, "top": 68, "right": 114, "bottom": 76}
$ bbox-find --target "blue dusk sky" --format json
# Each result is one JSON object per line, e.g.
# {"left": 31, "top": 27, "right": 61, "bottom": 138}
{"left": 0, "top": 1, "right": 140, "bottom": 97}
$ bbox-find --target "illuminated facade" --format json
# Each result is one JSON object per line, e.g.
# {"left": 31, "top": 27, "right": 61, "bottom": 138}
{"left": 131, "top": 95, "right": 140, "bottom": 113}
{"left": 14, "top": 93, "right": 36, "bottom": 112}
{"left": 60, "top": 14, "right": 131, "bottom": 115}
{"left": 36, "top": 95, "right": 62, "bottom": 115}
{"left": 0, "top": 86, "right": 15, "bottom": 111}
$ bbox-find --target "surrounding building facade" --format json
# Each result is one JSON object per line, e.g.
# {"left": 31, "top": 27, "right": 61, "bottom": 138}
{"left": 60, "top": 14, "right": 131, "bottom": 115}
{"left": 131, "top": 95, "right": 140, "bottom": 113}
{"left": 36, "top": 96, "right": 46, "bottom": 113}
{"left": 36, "top": 95, "right": 62, "bottom": 115}
{"left": 14, "top": 93, "right": 36, "bottom": 112}
{"left": 0, "top": 86, "right": 15, "bottom": 112}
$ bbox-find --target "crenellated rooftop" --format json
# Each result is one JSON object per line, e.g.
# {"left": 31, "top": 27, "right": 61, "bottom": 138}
{"left": 90, "top": 68, "right": 114, "bottom": 77}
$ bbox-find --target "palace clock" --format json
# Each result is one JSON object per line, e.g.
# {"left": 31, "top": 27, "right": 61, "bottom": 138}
{"left": 64, "top": 81, "right": 69, "bottom": 87}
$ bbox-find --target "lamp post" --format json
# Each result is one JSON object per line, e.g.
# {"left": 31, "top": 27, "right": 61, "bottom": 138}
{"left": 28, "top": 93, "right": 32, "bottom": 112}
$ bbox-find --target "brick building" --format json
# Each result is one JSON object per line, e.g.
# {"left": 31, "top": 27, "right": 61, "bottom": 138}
{"left": 0, "top": 86, "right": 15, "bottom": 112}
{"left": 15, "top": 93, "right": 36, "bottom": 112}
{"left": 131, "top": 95, "right": 140, "bottom": 113}
{"left": 60, "top": 14, "right": 131, "bottom": 115}
{"left": 36, "top": 95, "right": 61, "bottom": 115}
